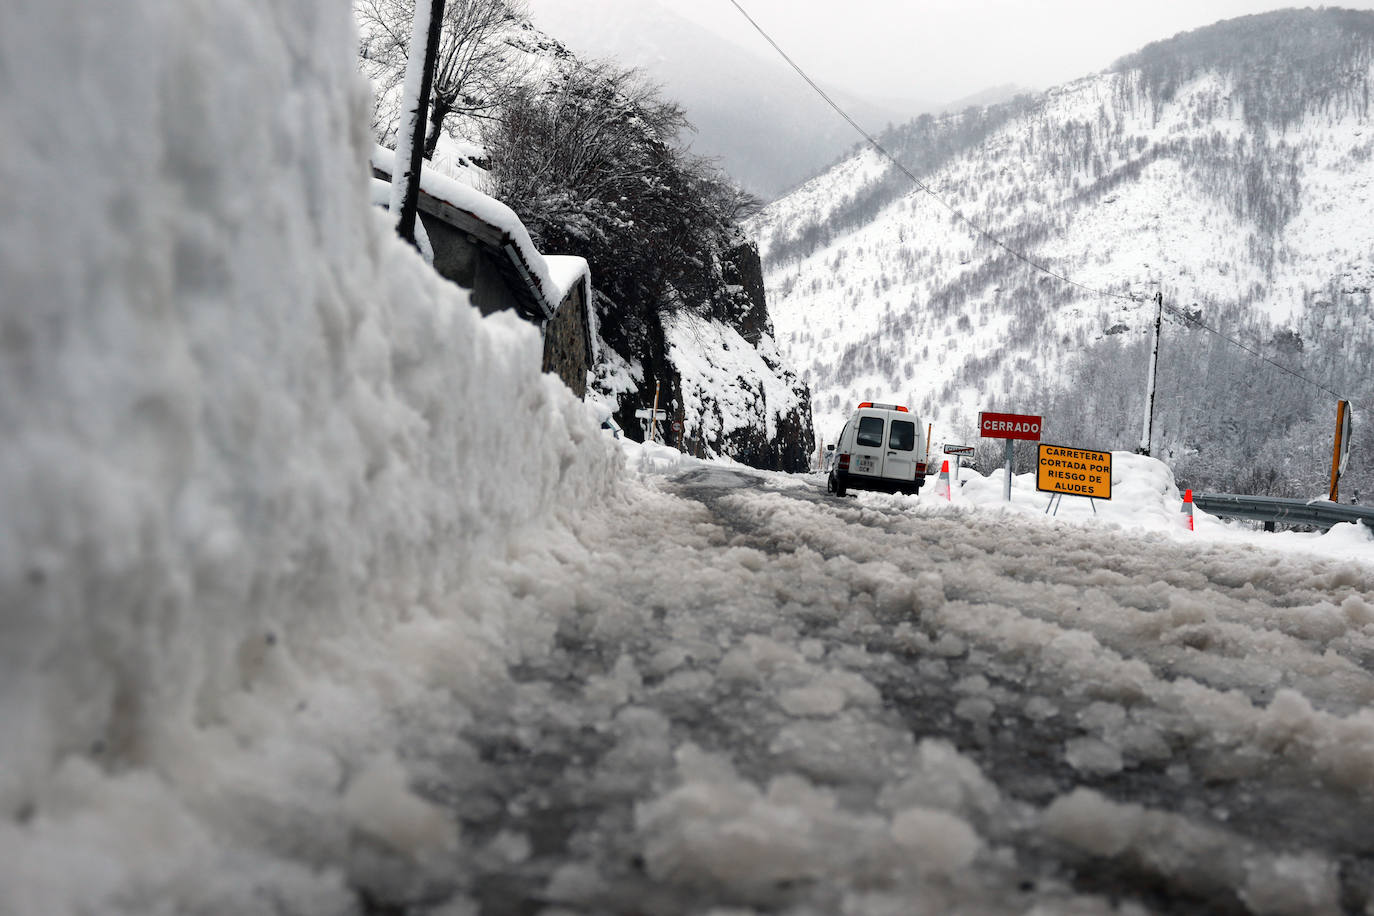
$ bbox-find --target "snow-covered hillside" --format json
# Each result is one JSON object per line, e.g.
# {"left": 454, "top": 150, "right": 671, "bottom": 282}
{"left": 387, "top": 12, "right": 817, "bottom": 471}
{"left": 753, "top": 11, "right": 1374, "bottom": 493}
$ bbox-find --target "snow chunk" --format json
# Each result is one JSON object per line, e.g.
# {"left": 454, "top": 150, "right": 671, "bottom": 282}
{"left": 1240, "top": 853, "right": 1342, "bottom": 916}
{"left": 1064, "top": 737, "right": 1125, "bottom": 776}
{"left": 879, "top": 739, "right": 1002, "bottom": 824}
{"left": 779, "top": 684, "right": 847, "bottom": 718}
{"left": 1342, "top": 593, "right": 1374, "bottom": 628}
{"left": 634, "top": 746, "right": 884, "bottom": 893}
{"left": 890, "top": 807, "right": 981, "bottom": 873}
{"left": 1042, "top": 789, "right": 1143, "bottom": 857}
{"left": 342, "top": 754, "right": 457, "bottom": 858}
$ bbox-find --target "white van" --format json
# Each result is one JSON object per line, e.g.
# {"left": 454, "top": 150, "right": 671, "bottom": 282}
{"left": 826, "top": 402, "right": 929, "bottom": 497}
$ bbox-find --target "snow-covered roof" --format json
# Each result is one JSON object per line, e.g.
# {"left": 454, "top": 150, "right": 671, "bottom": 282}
{"left": 544, "top": 254, "right": 590, "bottom": 303}
{"left": 371, "top": 145, "right": 564, "bottom": 322}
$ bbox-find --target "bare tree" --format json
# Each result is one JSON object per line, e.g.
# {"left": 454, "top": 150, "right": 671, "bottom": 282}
{"left": 355, "top": 0, "right": 526, "bottom": 155}
{"left": 484, "top": 58, "right": 762, "bottom": 328}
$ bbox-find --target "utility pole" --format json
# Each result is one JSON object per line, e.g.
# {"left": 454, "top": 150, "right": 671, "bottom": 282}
{"left": 1138, "top": 291, "right": 1163, "bottom": 456}
{"left": 391, "top": 0, "right": 447, "bottom": 249}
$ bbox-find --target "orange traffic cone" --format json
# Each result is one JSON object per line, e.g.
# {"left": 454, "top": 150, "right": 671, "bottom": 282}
{"left": 1182, "top": 488, "right": 1194, "bottom": 531}
{"left": 935, "top": 460, "right": 952, "bottom": 501}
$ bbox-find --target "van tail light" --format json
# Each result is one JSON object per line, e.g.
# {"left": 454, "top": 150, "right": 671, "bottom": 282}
{"left": 838, "top": 453, "right": 850, "bottom": 470}
{"left": 915, "top": 462, "right": 927, "bottom": 475}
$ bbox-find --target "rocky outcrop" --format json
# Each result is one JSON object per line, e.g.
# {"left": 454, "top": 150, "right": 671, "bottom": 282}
{"left": 597, "top": 237, "right": 815, "bottom": 473}
{"left": 716, "top": 239, "right": 815, "bottom": 473}
{"left": 718, "top": 238, "right": 772, "bottom": 344}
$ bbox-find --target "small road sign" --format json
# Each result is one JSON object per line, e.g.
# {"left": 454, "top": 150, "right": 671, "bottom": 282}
{"left": 635, "top": 409, "right": 667, "bottom": 421}
{"left": 672, "top": 421, "right": 682, "bottom": 432}
{"left": 943, "top": 444, "right": 975, "bottom": 456}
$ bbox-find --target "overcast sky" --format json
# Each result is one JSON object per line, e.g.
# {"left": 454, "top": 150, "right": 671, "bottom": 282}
{"left": 537, "top": 0, "right": 1374, "bottom": 105}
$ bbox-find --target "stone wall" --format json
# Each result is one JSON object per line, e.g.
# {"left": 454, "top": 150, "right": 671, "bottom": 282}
{"left": 372, "top": 166, "right": 592, "bottom": 400}
{"left": 541, "top": 282, "right": 590, "bottom": 399}
{"left": 418, "top": 213, "right": 523, "bottom": 318}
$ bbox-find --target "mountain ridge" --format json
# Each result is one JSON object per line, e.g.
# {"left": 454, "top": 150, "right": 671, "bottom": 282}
{"left": 753, "top": 8, "right": 1374, "bottom": 495}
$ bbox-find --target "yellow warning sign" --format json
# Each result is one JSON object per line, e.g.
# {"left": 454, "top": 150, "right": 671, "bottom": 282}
{"left": 1036, "top": 444, "right": 1112, "bottom": 499}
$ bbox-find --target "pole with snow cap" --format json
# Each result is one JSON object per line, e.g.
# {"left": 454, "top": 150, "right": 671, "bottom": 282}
{"left": 390, "top": 0, "right": 447, "bottom": 249}
{"left": 1138, "top": 291, "right": 1163, "bottom": 456}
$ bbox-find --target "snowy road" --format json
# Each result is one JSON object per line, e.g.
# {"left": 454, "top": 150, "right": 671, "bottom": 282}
{"left": 397, "top": 466, "right": 1374, "bottom": 915}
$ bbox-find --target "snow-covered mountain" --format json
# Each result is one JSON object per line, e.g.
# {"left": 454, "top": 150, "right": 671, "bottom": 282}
{"left": 753, "top": 9, "right": 1374, "bottom": 494}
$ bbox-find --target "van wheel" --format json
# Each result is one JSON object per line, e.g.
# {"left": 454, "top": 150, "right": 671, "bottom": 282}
{"left": 834, "top": 476, "right": 847, "bottom": 498}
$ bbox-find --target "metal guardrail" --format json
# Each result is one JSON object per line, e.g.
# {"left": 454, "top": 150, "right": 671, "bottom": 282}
{"left": 1193, "top": 493, "right": 1374, "bottom": 530}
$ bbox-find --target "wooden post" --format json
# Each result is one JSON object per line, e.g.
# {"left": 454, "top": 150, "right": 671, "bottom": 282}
{"left": 1330, "top": 399, "right": 1351, "bottom": 501}
{"left": 650, "top": 380, "right": 661, "bottom": 444}
{"left": 926, "top": 423, "right": 933, "bottom": 454}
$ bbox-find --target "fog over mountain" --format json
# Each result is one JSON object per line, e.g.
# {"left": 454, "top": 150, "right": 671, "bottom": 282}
{"left": 525, "top": 0, "right": 930, "bottom": 199}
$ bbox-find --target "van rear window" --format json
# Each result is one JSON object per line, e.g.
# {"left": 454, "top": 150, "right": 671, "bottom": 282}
{"left": 889, "top": 420, "right": 915, "bottom": 451}
{"left": 856, "top": 417, "right": 885, "bottom": 448}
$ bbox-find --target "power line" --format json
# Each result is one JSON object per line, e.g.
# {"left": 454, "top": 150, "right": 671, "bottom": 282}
{"left": 723, "top": 0, "right": 1129, "bottom": 304}
{"left": 1160, "top": 303, "right": 1365, "bottom": 405}
{"left": 725, "top": 0, "right": 1363, "bottom": 407}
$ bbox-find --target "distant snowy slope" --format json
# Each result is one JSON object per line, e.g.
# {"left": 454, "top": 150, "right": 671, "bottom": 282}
{"left": 753, "top": 10, "right": 1374, "bottom": 496}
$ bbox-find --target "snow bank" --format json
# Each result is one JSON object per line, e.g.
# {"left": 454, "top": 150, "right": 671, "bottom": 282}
{"left": 949, "top": 450, "right": 1186, "bottom": 532}
{"left": 857, "top": 450, "right": 1374, "bottom": 566}
{"left": 0, "top": 0, "right": 617, "bottom": 910}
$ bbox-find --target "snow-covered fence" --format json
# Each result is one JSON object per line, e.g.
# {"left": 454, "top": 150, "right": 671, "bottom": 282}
{"left": 1193, "top": 492, "right": 1374, "bottom": 530}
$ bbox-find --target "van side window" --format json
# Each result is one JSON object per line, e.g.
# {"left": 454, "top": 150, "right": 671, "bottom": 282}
{"left": 856, "top": 417, "right": 885, "bottom": 448}
{"left": 889, "top": 420, "right": 915, "bottom": 451}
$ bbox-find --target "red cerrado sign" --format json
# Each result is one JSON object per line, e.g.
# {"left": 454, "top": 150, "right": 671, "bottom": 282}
{"left": 979, "top": 411, "right": 1043, "bottom": 441}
